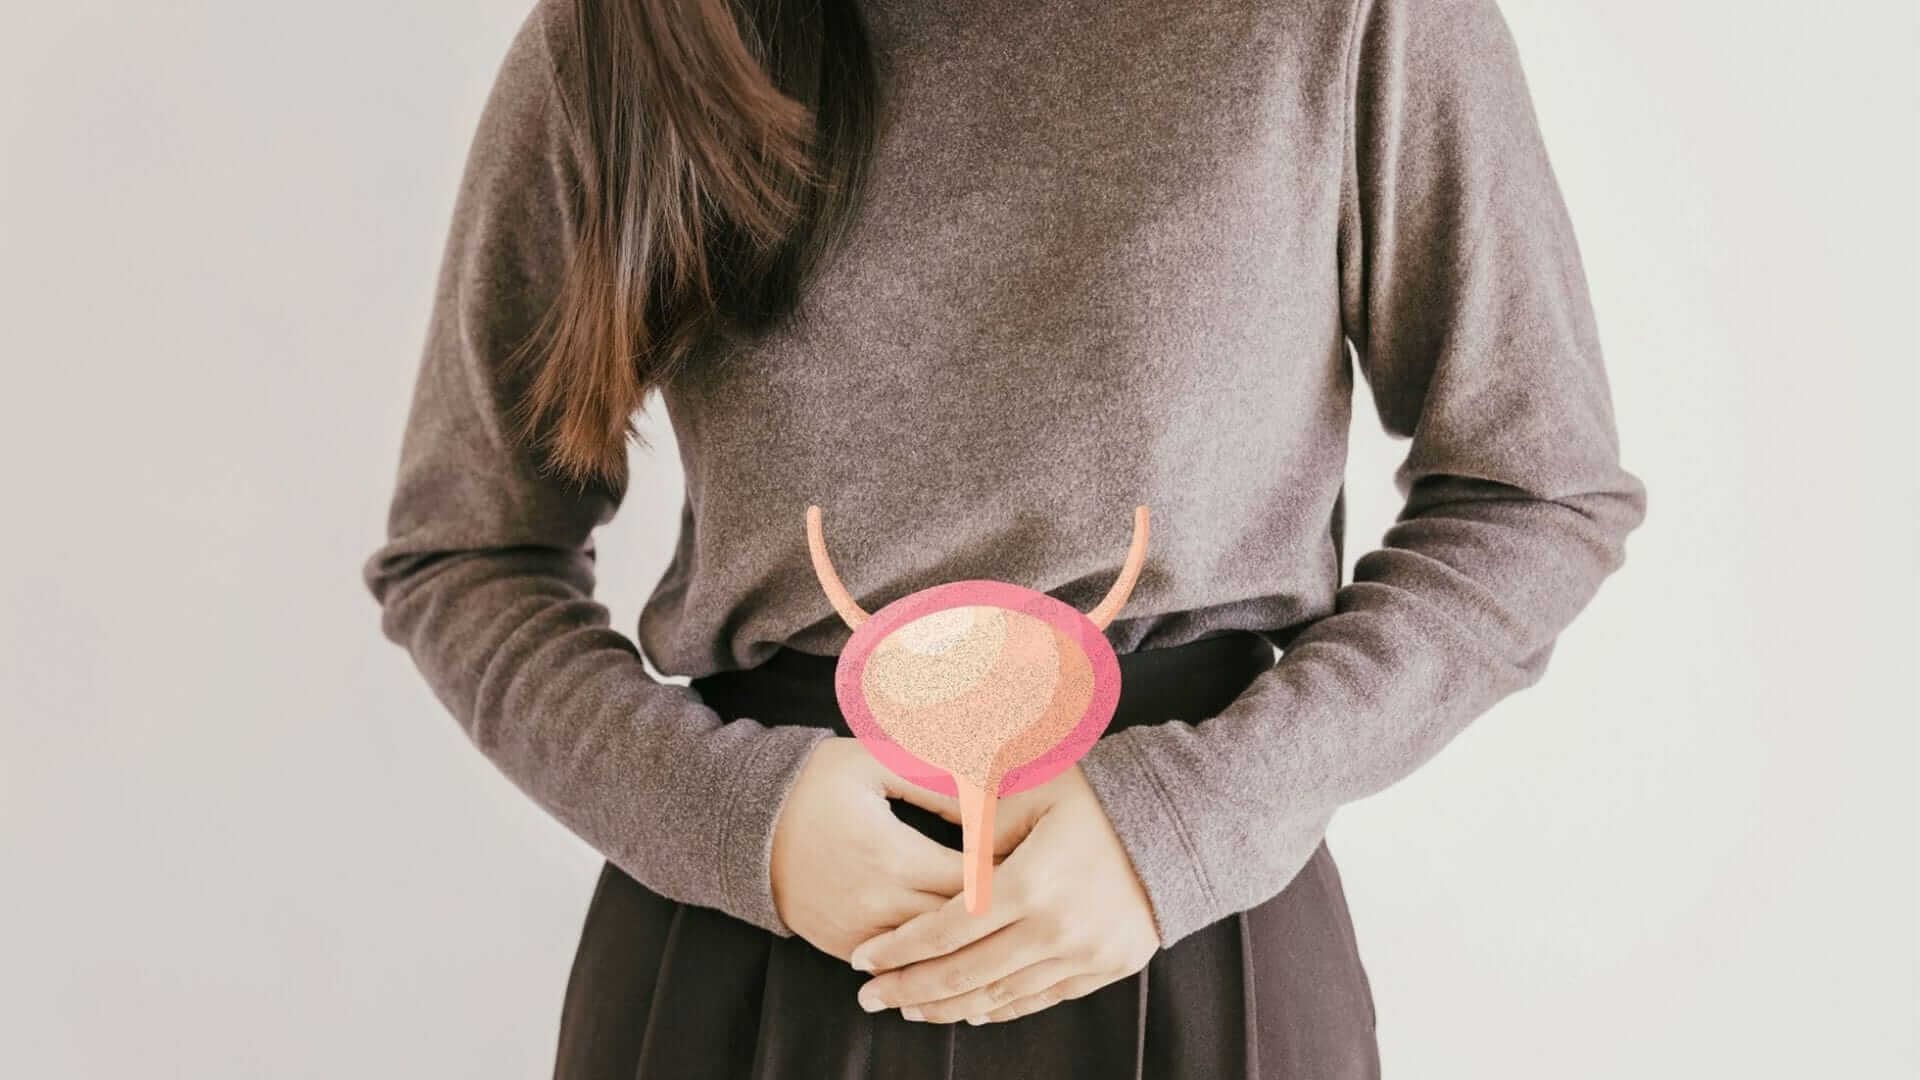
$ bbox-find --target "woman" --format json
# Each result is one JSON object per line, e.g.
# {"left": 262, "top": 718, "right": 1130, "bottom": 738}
{"left": 363, "top": 0, "right": 1646, "bottom": 1075}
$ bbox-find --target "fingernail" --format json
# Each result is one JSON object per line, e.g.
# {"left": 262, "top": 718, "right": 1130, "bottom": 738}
{"left": 965, "top": 1015, "right": 986, "bottom": 1026}
{"left": 901, "top": 1006, "right": 924, "bottom": 1022}
{"left": 858, "top": 991, "right": 883, "bottom": 1013}
{"left": 849, "top": 947, "right": 874, "bottom": 972}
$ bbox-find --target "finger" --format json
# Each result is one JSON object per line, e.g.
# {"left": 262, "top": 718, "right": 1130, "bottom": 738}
{"left": 977, "top": 972, "right": 1120, "bottom": 1024}
{"left": 899, "top": 958, "right": 1078, "bottom": 1024}
{"left": 849, "top": 885, "right": 1019, "bottom": 974}
{"left": 875, "top": 889, "right": 952, "bottom": 930}
{"left": 875, "top": 771, "right": 964, "bottom": 826}
{"left": 878, "top": 818, "right": 968, "bottom": 895}
{"left": 857, "top": 921, "right": 1047, "bottom": 1014}
{"left": 816, "top": 889, "right": 950, "bottom": 965}
{"left": 876, "top": 769, "right": 1051, "bottom": 858}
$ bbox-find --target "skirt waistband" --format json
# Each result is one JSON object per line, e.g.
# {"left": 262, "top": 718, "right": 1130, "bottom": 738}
{"left": 689, "top": 628, "right": 1280, "bottom": 736}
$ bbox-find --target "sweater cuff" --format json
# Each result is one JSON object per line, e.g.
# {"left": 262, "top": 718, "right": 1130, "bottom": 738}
{"left": 1076, "top": 726, "right": 1219, "bottom": 948}
{"left": 716, "top": 723, "right": 836, "bottom": 936}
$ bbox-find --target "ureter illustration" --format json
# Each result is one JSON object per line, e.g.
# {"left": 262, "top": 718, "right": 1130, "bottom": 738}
{"left": 806, "top": 504, "right": 1148, "bottom": 914}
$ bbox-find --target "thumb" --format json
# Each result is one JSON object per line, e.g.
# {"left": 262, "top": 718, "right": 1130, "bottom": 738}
{"left": 876, "top": 770, "right": 964, "bottom": 826}
{"left": 988, "top": 784, "right": 1052, "bottom": 854}
{"left": 884, "top": 769, "right": 1052, "bottom": 859}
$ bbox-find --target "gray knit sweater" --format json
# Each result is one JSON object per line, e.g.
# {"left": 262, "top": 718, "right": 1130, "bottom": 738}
{"left": 363, "top": 0, "right": 1646, "bottom": 948}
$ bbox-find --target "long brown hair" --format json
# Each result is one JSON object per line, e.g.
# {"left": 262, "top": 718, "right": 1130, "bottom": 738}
{"left": 506, "top": 0, "right": 885, "bottom": 489}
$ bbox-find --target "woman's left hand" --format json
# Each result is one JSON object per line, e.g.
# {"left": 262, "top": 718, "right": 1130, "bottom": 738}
{"left": 846, "top": 765, "right": 1161, "bottom": 1025}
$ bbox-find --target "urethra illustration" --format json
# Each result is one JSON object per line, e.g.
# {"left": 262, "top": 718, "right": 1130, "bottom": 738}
{"left": 804, "top": 503, "right": 1150, "bottom": 915}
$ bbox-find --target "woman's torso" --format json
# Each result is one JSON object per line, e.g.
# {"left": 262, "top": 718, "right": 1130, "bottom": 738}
{"left": 615, "top": 0, "right": 1359, "bottom": 675}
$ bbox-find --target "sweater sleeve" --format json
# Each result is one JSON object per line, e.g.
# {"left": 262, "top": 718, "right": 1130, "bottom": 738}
{"left": 360, "top": 5, "right": 832, "bottom": 935}
{"left": 1076, "top": 0, "right": 1648, "bottom": 947}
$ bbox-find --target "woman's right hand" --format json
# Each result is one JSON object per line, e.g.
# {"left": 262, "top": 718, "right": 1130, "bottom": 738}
{"left": 771, "top": 737, "right": 967, "bottom": 963}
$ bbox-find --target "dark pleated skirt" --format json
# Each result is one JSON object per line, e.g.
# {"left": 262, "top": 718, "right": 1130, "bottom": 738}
{"left": 552, "top": 629, "right": 1380, "bottom": 1079}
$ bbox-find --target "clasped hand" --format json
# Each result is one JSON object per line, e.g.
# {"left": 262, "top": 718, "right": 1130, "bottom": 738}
{"left": 769, "top": 737, "right": 1161, "bottom": 1026}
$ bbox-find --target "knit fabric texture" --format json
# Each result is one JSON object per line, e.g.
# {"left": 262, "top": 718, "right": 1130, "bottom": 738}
{"left": 363, "top": 0, "right": 1647, "bottom": 947}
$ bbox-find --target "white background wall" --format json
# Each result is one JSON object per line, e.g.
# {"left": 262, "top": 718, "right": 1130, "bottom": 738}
{"left": 2, "top": 2, "right": 1912, "bottom": 1076}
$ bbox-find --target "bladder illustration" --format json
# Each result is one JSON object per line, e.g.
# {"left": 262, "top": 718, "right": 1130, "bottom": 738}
{"left": 803, "top": 503, "right": 1150, "bottom": 915}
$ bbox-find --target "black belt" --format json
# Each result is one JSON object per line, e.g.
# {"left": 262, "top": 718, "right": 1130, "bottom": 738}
{"left": 691, "top": 628, "right": 1279, "bottom": 845}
